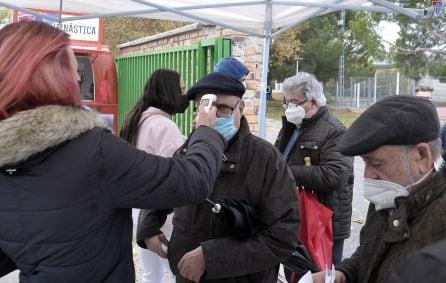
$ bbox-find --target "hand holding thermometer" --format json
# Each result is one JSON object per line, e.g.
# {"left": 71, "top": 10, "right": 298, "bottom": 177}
{"left": 196, "top": 94, "right": 217, "bottom": 127}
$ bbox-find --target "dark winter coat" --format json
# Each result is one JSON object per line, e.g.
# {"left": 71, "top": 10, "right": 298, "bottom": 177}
{"left": 336, "top": 164, "right": 446, "bottom": 283}
{"left": 385, "top": 240, "right": 446, "bottom": 283}
{"left": 441, "top": 123, "right": 446, "bottom": 150}
{"left": 275, "top": 106, "right": 354, "bottom": 240}
{"left": 0, "top": 105, "right": 224, "bottom": 282}
{"left": 137, "top": 117, "right": 300, "bottom": 283}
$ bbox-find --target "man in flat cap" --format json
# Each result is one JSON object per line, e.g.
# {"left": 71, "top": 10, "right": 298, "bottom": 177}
{"left": 137, "top": 72, "right": 300, "bottom": 283}
{"left": 275, "top": 72, "right": 354, "bottom": 270}
{"left": 313, "top": 95, "right": 446, "bottom": 283}
{"left": 414, "top": 84, "right": 434, "bottom": 100}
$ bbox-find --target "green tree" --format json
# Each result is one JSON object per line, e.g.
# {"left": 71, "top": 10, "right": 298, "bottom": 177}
{"left": 269, "top": 24, "right": 306, "bottom": 83}
{"left": 387, "top": 0, "right": 446, "bottom": 80}
{"left": 345, "top": 11, "right": 383, "bottom": 77}
{"left": 298, "top": 13, "right": 343, "bottom": 84}
{"left": 103, "top": 17, "right": 184, "bottom": 56}
{"left": 269, "top": 11, "right": 383, "bottom": 85}
{"left": 0, "top": 8, "right": 11, "bottom": 25}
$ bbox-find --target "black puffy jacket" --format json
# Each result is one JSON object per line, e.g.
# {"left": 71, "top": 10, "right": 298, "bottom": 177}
{"left": 275, "top": 106, "right": 354, "bottom": 240}
{"left": 0, "top": 105, "right": 224, "bottom": 282}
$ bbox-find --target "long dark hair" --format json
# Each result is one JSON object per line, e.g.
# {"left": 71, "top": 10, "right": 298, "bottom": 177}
{"left": 119, "top": 69, "right": 185, "bottom": 145}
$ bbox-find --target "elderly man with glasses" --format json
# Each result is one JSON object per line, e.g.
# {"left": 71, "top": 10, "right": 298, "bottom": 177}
{"left": 136, "top": 72, "right": 300, "bottom": 283}
{"left": 275, "top": 72, "right": 354, "bottom": 276}
{"left": 414, "top": 84, "right": 434, "bottom": 100}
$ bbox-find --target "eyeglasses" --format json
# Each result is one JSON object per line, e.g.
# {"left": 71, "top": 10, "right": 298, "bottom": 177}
{"left": 282, "top": 99, "right": 308, "bottom": 110}
{"left": 195, "top": 100, "right": 240, "bottom": 118}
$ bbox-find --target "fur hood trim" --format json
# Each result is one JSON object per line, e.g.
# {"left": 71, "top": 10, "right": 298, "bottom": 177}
{"left": 0, "top": 105, "right": 107, "bottom": 167}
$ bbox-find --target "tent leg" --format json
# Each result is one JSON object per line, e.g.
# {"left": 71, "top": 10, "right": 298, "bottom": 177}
{"left": 258, "top": 35, "right": 271, "bottom": 139}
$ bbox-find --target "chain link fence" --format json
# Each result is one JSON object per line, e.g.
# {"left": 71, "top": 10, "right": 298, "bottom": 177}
{"left": 326, "top": 74, "right": 446, "bottom": 109}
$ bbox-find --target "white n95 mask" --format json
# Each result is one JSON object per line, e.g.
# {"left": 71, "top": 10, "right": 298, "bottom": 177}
{"left": 285, "top": 106, "right": 305, "bottom": 127}
{"left": 364, "top": 167, "right": 433, "bottom": 210}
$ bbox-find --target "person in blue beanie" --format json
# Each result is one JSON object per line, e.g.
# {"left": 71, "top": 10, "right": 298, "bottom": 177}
{"left": 214, "top": 57, "right": 249, "bottom": 83}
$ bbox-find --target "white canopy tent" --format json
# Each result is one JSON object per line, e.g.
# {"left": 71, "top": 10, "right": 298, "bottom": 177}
{"left": 0, "top": 0, "right": 431, "bottom": 138}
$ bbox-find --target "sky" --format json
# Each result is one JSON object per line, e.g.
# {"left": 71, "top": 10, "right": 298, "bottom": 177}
{"left": 376, "top": 20, "right": 401, "bottom": 50}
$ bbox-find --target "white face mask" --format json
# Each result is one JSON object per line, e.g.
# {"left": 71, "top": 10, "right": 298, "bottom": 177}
{"left": 242, "top": 82, "right": 247, "bottom": 88}
{"left": 363, "top": 179, "right": 409, "bottom": 211}
{"left": 364, "top": 167, "right": 434, "bottom": 211}
{"left": 285, "top": 105, "right": 305, "bottom": 127}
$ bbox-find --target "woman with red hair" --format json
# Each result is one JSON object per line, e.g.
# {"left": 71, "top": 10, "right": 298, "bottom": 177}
{"left": 0, "top": 21, "right": 224, "bottom": 282}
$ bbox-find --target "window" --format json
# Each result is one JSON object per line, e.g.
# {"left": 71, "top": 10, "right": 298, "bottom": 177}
{"left": 76, "top": 55, "right": 95, "bottom": 101}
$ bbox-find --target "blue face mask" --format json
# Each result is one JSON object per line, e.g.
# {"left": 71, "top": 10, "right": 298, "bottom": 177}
{"left": 214, "top": 114, "right": 238, "bottom": 141}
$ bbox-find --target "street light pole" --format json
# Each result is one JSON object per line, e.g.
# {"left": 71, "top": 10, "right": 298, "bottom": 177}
{"left": 338, "top": 9, "right": 345, "bottom": 107}
{"left": 296, "top": 57, "right": 302, "bottom": 75}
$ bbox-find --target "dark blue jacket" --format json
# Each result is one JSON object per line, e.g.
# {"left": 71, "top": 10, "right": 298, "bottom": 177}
{"left": 0, "top": 105, "right": 224, "bottom": 282}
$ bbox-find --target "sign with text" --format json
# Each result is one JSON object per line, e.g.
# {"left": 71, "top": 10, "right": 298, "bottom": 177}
{"left": 17, "top": 11, "right": 100, "bottom": 43}
{"left": 432, "top": 1, "right": 445, "bottom": 15}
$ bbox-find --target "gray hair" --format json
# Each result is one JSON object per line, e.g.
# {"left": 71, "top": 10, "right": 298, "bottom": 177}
{"left": 282, "top": 72, "right": 326, "bottom": 106}
{"left": 400, "top": 138, "right": 442, "bottom": 161}
{"left": 427, "top": 138, "right": 442, "bottom": 160}
{"left": 415, "top": 85, "right": 434, "bottom": 93}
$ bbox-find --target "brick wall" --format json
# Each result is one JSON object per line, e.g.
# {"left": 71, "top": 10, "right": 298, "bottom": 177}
{"left": 118, "top": 23, "right": 262, "bottom": 135}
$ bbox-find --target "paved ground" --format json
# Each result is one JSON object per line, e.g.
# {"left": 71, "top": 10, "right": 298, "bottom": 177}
{"left": 0, "top": 118, "right": 368, "bottom": 283}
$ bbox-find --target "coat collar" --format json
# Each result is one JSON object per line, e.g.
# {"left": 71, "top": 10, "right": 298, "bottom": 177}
{"left": 0, "top": 105, "right": 107, "bottom": 167}
{"left": 140, "top": 107, "right": 171, "bottom": 123}
{"left": 384, "top": 165, "right": 446, "bottom": 243}
{"left": 301, "top": 106, "right": 327, "bottom": 128}
{"left": 276, "top": 106, "right": 328, "bottom": 151}
{"left": 220, "top": 116, "right": 251, "bottom": 172}
{"left": 280, "top": 106, "right": 328, "bottom": 129}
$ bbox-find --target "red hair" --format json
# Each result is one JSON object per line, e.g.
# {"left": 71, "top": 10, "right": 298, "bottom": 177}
{"left": 0, "top": 22, "right": 81, "bottom": 120}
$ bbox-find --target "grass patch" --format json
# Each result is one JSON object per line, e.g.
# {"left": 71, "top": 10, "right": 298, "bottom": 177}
{"left": 329, "top": 108, "right": 361, "bottom": 128}
{"left": 267, "top": 99, "right": 284, "bottom": 121}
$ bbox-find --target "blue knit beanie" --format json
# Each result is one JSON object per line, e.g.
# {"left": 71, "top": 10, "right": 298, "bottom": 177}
{"left": 214, "top": 57, "right": 249, "bottom": 81}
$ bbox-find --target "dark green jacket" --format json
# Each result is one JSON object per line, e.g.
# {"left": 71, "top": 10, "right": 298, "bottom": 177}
{"left": 337, "top": 164, "right": 446, "bottom": 282}
{"left": 275, "top": 106, "right": 354, "bottom": 240}
{"left": 137, "top": 117, "right": 300, "bottom": 283}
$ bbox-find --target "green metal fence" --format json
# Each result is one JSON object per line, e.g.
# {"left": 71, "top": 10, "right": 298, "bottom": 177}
{"left": 115, "top": 37, "right": 232, "bottom": 135}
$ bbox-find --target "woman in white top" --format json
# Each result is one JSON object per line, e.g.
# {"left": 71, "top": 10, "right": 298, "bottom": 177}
{"left": 120, "top": 69, "right": 189, "bottom": 283}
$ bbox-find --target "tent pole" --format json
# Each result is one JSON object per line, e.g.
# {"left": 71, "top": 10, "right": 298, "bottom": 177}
{"left": 258, "top": 1, "right": 272, "bottom": 139}
{"left": 58, "top": 0, "right": 63, "bottom": 23}
{"left": 0, "top": 4, "right": 59, "bottom": 22}
{"left": 128, "top": 0, "right": 262, "bottom": 37}
{"left": 271, "top": 1, "right": 424, "bottom": 14}
{"left": 368, "top": 0, "right": 421, "bottom": 20}
{"left": 258, "top": 35, "right": 271, "bottom": 139}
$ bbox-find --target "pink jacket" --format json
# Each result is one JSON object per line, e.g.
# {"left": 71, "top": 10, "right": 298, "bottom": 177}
{"left": 135, "top": 107, "right": 185, "bottom": 157}
{"left": 134, "top": 107, "right": 185, "bottom": 237}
